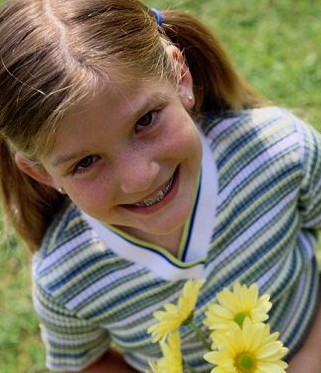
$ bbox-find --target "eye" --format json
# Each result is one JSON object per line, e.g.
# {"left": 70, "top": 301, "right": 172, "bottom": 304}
{"left": 72, "top": 155, "right": 99, "bottom": 174}
{"left": 135, "top": 111, "right": 158, "bottom": 132}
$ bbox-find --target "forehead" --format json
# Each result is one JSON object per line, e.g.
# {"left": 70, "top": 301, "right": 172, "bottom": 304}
{"left": 42, "top": 77, "right": 177, "bottom": 164}
{"left": 66, "top": 77, "right": 174, "bottom": 124}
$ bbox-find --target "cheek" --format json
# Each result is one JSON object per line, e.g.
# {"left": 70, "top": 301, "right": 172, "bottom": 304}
{"left": 64, "top": 179, "right": 114, "bottom": 212}
{"left": 161, "top": 113, "right": 200, "bottom": 157}
{"left": 174, "top": 126, "right": 201, "bottom": 164}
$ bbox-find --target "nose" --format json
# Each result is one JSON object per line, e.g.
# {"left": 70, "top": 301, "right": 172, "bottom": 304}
{"left": 118, "top": 153, "right": 160, "bottom": 195}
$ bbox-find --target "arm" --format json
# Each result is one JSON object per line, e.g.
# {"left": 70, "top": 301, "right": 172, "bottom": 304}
{"left": 65, "top": 349, "right": 139, "bottom": 373}
{"left": 288, "top": 301, "right": 321, "bottom": 372}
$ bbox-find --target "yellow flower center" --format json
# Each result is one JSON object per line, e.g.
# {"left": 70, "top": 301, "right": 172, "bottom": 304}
{"left": 233, "top": 311, "right": 249, "bottom": 327}
{"left": 235, "top": 353, "right": 256, "bottom": 372}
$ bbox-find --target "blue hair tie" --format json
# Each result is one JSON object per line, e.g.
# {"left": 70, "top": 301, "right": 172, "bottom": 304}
{"left": 151, "top": 8, "right": 163, "bottom": 27}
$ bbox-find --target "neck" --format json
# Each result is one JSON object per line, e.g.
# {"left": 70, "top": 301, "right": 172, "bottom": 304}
{"left": 119, "top": 226, "right": 183, "bottom": 257}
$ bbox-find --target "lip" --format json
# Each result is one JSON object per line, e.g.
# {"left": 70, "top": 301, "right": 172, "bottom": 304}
{"left": 122, "top": 167, "right": 180, "bottom": 214}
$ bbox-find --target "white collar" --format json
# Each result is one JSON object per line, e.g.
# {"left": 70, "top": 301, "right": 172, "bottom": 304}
{"left": 82, "top": 132, "right": 217, "bottom": 281}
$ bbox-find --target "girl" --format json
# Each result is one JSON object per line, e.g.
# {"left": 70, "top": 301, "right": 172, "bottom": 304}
{"left": 0, "top": 0, "right": 320, "bottom": 372}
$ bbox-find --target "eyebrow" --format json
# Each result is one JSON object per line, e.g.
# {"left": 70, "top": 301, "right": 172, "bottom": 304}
{"left": 131, "top": 92, "right": 168, "bottom": 120}
{"left": 52, "top": 151, "right": 90, "bottom": 168}
{"left": 51, "top": 91, "right": 170, "bottom": 168}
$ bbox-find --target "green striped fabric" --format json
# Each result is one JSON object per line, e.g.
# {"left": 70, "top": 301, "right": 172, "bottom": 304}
{"left": 33, "top": 107, "right": 321, "bottom": 372}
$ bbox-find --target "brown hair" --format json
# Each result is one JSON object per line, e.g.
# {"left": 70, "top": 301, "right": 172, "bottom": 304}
{"left": 0, "top": 0, "right": 265, "bottom": 252}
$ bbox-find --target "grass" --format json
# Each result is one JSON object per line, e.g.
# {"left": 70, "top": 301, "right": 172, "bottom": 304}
{"left": 1, "top": 0, "right": 321, "bottom": 372}
{"left": 149, "top": 0, "right": 321, "bottom": 128}
{"left": 0, "top": 239, "right": 48, "bottom": 373}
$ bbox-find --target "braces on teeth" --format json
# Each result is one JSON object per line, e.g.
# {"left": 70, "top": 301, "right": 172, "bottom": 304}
{"left": 133, "top": 176, "right": 174, "bottom": 207}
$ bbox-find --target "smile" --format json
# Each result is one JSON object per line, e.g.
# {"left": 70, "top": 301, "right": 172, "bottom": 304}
{"left": 131, "top": 175, "right": 174, "bottom": 207}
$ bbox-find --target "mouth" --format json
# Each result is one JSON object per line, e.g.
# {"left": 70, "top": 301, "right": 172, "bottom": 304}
{"left": 130, "top": 173, "right": 175, "bottom": 207}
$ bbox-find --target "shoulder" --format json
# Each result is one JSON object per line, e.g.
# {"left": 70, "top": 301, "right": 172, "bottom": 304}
{"left": 38, "top": 202, "right": 99, "bottom": 257}
{"left": 199, "top": 107, "right": 319, "bottom": 198}
{"left": 202, "top": 106, "right": 301, "bottom": 140}
{"left": 201, "top": 107, "right": 307, "bottom": 162}
{"left": 32, "top": 203, "right": 108, "bottom": 302}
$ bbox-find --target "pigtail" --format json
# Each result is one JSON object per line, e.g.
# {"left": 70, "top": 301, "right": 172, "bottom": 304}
{"left": 160, "top": 10, "right": 267, "bottom": 113}
{"left": 0, "top": 138, "right": 65, "bottom": 252}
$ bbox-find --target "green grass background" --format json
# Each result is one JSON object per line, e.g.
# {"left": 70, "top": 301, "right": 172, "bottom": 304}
{"left": 1, "top": 0, "right": 320, "bottom": 372}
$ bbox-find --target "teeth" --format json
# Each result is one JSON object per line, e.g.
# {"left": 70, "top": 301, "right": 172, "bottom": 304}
{"left": 132, "top": 175, "right": 174, "bottom": 207}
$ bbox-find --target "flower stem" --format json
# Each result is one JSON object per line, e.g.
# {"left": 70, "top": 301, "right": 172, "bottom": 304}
{"left": 189, "top": 322, "right": 212, "bottom": 350}
{"left": 183, "top": 360, "right": 198, "bottom": 373}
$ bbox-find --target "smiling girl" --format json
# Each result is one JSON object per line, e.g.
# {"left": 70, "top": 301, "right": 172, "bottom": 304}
{"left": 1, "top": 0, "right": 321, "bottom": 372}
{"left": 36, "top": 76, "right": 202, "bottom": 255}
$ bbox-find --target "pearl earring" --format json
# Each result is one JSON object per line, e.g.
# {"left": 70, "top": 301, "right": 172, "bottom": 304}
{"left": 187, "top": 95, "right": 194, "bottom": 107}
{"left": 58, "top": 187, "right": 66, "bottom": 194}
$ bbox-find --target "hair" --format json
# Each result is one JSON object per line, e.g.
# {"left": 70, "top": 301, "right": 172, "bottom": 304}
{"left": 0, "top": 0, "right": 266, "bottom": 252}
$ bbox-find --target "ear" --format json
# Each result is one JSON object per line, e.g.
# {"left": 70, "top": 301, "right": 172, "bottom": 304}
{"left": 166, "top": 45, "right": 195, "bottom": 109}
{"left": 15, "top": 152, "right": 56, "bottom": 188}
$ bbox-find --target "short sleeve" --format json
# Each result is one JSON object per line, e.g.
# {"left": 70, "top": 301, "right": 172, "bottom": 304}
{"left": 297, "top": 118, "right": 321, "bottom": 228}
{"left": 33, "top": 282, "right": 111, "bottom": 372}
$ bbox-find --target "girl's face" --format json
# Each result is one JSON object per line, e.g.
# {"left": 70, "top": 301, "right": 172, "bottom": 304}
{"left": 34, "top": 73, "right": 202, "bottom": 243}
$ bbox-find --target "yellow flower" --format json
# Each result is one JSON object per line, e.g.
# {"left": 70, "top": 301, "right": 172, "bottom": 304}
{"left": 204, "top": 282, "right": 272, "bottom": 333}
{"left": 147, "top": 330, "right": 183, "bottom": 373}
{"left": 147, "top": 279, "right": 204, "bottom": 342}
{"left": 204, "top": 320, "right": 288, "bottom": 373}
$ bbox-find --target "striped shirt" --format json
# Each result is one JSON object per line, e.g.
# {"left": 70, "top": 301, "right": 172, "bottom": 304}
{"left": 33, "top": 107, "right": 321, "bottom": 372}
